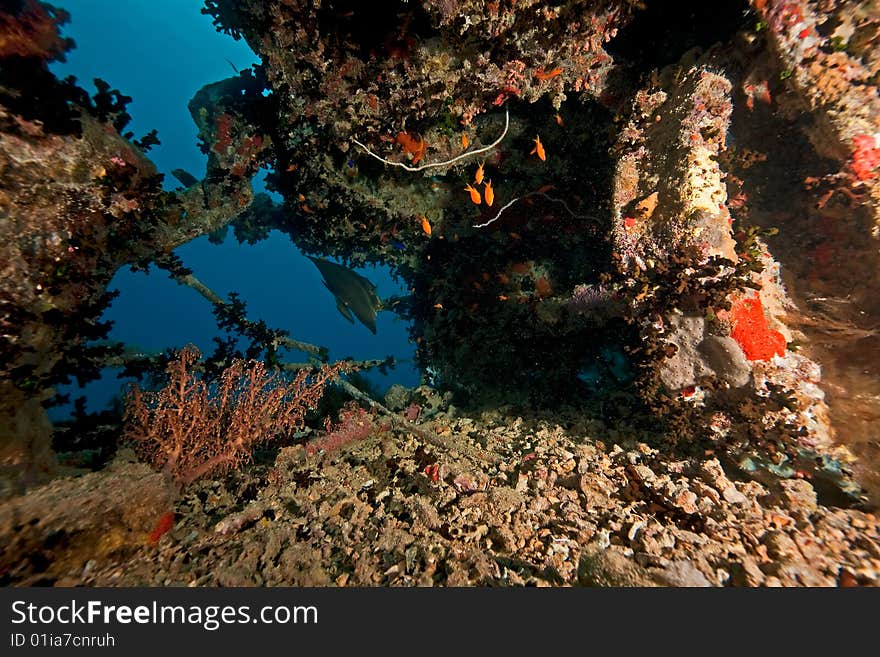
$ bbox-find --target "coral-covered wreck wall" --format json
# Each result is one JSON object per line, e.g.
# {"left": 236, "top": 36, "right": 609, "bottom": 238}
{"left": 0, "top": 1, "right": 268, "bottom": 495}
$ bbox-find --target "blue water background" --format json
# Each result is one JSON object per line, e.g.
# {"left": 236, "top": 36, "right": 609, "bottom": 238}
{"left": 47, "top": 0, "right": 419, "bottom": 419}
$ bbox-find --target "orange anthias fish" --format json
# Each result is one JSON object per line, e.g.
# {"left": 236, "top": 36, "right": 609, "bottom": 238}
{"left": 465, "top": 182, "right": 482, "bottom": 205}
{"left": 530, "top": 135, "right": 546, "bottom": 161}
{"left": 461, "top": 133, "right": 469, "bottom": 148}
{"left": 149, "top": 512, "right": 175, "bottom": 544}
{"left": 419, "top": 215, "right": 432, "bottom": 236}
{"left": 474, "top": 162, "right": 485, "bottom": 185}
{"left": 483, "top": 179, "right": 494, "bottom": 207}
{"left": 534, "top": 67, "right": 563, "bottom": 81}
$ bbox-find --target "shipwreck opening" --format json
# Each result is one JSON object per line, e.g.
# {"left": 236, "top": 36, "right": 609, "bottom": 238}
{"left": 406, "top": 97, "right": 638, "bottom": 408}
{"left": 608, "top": 0, "right": 751, "bottom": 74}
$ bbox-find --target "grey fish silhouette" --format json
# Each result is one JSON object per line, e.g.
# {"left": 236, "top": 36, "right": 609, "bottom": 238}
{"left": 172, "top": 168, "right": 199, "bottom": 187}
{"left": 308, "top": 257, "right": 382, "bottom": 334}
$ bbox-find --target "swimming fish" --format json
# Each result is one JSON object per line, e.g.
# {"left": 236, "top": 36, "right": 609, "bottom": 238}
{"left": 483, "top": 179, "right": 494, "bottom": 206}
{"left": 530, "top": 135, "right": 546, "bottom": 161}
{"left": 308, "top": 256, "right": 382, "bottom": 334}
{"left": 474, "top": 162, "right": 485, "bottom": 185}
{"left": 465, "top": 182, "right": 481, "bottom": 204}
{"left": 172, "top": 168, "right": 199, "bottom": 187}
{"left": 534, "top": 67, "right": 563, "bottom": 81}
{"left": 420, "top": 215, "right": 432, "bottom": 236}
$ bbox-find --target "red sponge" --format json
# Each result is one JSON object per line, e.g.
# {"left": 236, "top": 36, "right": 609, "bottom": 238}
{"left": 730, "top": 296, "right": 786, "bottom": 361}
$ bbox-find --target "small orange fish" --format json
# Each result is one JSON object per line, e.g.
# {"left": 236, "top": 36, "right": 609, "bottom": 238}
{"left": 531, "top": 135, "right": 546, "bottom": 161}
{"left": 149, "top": 511, "right": 175, "bottom": 544}
{"left": 433, "top": 303, "right": 444, "bottom": 309}
{"left": 465, "top": 182, "right": 482, "bottom": 205}
{"left": 555, "top": 113, "right": 564, "bottom": 126}
{"left": 419, "top": 215, "right": 432, "bottom": 236}
{"left": 498, "top": 294, "right": 508, "bottom": 301}
{"left": 474, "top": 162, "right": 485, "bottom": 185}
{"left": 483, "top": 179, "right": 494, "bottom": 206}
{"left": 534, "top": 67, "right": 563, "bottom": 81}
{"left": 461, "top": 133, "right": 469, "bottom": 148}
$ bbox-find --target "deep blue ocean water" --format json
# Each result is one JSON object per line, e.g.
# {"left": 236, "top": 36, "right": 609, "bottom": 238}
{"left": 47, "top": 0, "right": 419, "bottom": 419}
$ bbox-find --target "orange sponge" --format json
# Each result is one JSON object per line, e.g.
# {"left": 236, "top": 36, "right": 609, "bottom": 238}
{"left": 730, "top": 296, "right": 786, "bottom": 361}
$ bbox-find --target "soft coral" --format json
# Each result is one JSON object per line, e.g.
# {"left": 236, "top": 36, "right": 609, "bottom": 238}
{"left": 851, "top": 134, "right": 880, "bottom": 182}
{"left": 394, "top": 130, "right": 426, "bottom": 164}
{"left": 0, "top": 0, "right": 74, "bottom": 61}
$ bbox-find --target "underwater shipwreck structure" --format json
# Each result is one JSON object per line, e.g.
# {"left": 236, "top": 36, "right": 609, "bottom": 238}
{"left": 1, "top": 0, "right": 880, "bottom": 586}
